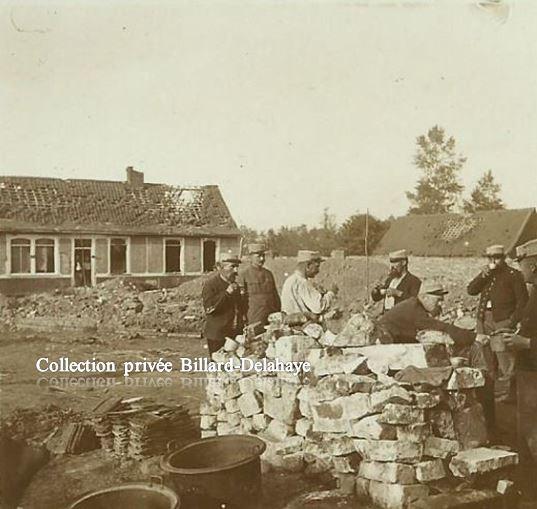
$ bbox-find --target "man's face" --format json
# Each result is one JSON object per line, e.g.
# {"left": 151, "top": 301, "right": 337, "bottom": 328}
{"left": 422, "top": 293, "right": 444, "bottom": 316}
{"left": 389, "top": 259, "right": 406, "bottom": 277}
{"left": 305, "top": 261, "right": 321, "bottom": 278}
{"left": 520, "top": 257, "right": 537, "bottom": 284}
{"left": 220, "top": 262, "right": 239, "bottom": 282}
{"left": 486, "top": 255, "right": 504, "bottom": 271}
{"left": 250, "top": 252, "right": 265, "bottom": 267}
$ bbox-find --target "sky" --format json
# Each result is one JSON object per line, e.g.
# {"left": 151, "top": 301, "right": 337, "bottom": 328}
{"left": 1, "top": 0, "right": 536, "bottom": 231}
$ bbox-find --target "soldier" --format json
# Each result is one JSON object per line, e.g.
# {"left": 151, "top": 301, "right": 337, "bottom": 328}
{"left": 504, "top": 239, "right": 537, "bottom": 469}
{"left": 237, "top": 243, "right": 280, "bottom": 334}
{"left": 371, "top": 249, "right": 422, "bottom": 313}
{"left": 281, "top": 250, "right": 338, "bottom": 322}
{"left": 201, "top": 251, "right": 243, "bottom": 354}
{"left": 467, "top": 244, "right": 528, "bottom": 400}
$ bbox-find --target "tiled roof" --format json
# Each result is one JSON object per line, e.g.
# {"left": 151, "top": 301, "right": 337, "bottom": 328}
{"left": 374, "top": 208, "right": 537, "bottom": 257}
{"left": 0, "top": 176, "right": 240, "bottom": 236}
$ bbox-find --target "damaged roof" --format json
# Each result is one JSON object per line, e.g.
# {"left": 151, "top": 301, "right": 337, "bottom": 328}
{"left": 374, "top": 208, "right": 537, "bottom": 257}
{"left": 0, "top": 176, "right": 240, "bottom": 236}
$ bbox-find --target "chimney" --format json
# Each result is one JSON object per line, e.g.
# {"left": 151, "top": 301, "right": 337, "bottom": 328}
{"left": 126, "top": 166, "right": 144, "bottom": 187}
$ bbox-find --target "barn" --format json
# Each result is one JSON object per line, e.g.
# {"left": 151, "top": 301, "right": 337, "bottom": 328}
{"left": 0, "top": 168, "right": 241, "bottom": 294}
{"left": 374, "top": 208, "right": 537, "bottom": 257}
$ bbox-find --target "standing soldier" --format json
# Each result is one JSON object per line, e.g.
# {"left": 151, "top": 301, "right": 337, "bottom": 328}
{"left": 504, "top": 239, "right": 537, "bottom": 498}
{"left": 467, "top": 244, "right": 528, "bottom": 400}
{"left": 371, "top": 249, "right": 422, "bottom": 313}
{"left": 281, "top": 250, "right": 338, "bottom": 322}
{"left": 201, "top": 251, "right": 243, "bottom": 354}
{"left": 237, "top": 243, "right": 281, "bottom": 334}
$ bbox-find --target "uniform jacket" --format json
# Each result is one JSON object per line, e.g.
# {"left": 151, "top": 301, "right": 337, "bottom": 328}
{"left": 518, "top": 285, "right": 537, "bottom": 371}
{"left": 371, "top": 272, "right": 422, "bottom": 311}
{"left": 378, "top": 297, "right": 475, "bottom": 347}
{"left": 202, "top": 273, "right": 243, "bottom": 341}
{"left": 467, "top": 263, "right": 528, "bottom": 330}
{"left": 237, "top": 264, "right": 280, "bottom": 326}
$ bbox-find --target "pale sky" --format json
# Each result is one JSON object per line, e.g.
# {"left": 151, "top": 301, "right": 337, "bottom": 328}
{"left": 1, "top": 0, "right": 536, "bottom": 230}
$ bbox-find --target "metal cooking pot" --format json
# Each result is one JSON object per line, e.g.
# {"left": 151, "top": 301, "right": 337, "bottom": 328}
{"left": 67, "top": 480, "right": 180, "bottom": 509}
{"left": 161, "top": 435, "right": 266, "bottom": 509}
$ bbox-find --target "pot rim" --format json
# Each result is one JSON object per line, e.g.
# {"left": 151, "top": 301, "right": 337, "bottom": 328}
{"left": 67, "top": 482, "right": 180, "bottom": 509}
{"left": 161, "top": 435, "right": 266, "bottom": 475}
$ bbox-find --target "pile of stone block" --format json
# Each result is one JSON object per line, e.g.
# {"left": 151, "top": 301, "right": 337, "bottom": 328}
{"left": 200, "top": 313, "right": 519, "bottom": 509}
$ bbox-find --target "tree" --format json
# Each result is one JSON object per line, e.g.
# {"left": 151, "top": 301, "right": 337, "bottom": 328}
{"left": 463, "top": 170, "right": 505, "bottom": 213}
{"left": 338, "top": 213, "right": 389, "bottom": 255}
{"left": 406, "top": 126, "right": 465, "bottom": 214}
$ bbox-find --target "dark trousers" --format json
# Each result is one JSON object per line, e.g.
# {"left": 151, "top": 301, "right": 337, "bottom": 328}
{"left": 206, "top": 338, "right": 225, "bottom": 355}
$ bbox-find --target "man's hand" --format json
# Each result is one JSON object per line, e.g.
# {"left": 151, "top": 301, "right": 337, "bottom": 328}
{"left": 503, "top": 334, "right": 531, "bottom": 351}
{"left": 385, "top": 288, "right": 403, "bottom": 298}
{"left": 226, "top": 283, "right": 239, "bottom": 295}
{"left": 480, "top": 265, "right": 492, "bottom": 278}
{"left": 475, "top": 333, "right": 490, "bottom": 346}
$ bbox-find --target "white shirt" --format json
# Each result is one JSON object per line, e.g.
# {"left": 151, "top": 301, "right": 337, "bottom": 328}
{"left": 384, "top": 272, "right": 407, "bottom": 311}
{"left": 281, "top": 270, "right": 334, "bottom": 315}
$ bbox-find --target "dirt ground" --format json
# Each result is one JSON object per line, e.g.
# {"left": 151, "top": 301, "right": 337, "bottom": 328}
{"left": 0, "top": 329, "right": 347, "bottom": 509}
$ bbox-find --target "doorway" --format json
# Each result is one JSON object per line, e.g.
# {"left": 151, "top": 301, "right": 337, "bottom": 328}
{"left": 203, "top": 240, "right": 216, "bottom": 273}
{"left": 74, "top": 239, "right": 92, "bottom": 286}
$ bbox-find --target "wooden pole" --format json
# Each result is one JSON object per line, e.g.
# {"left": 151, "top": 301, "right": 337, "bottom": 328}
{"left": 365, "top": 209, "right": 370, "bottom": 303}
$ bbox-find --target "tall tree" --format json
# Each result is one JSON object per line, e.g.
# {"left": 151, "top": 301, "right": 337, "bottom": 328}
{"left": 338, "top": 213, "right": 389, "bottom": 256}
{"left": 406, "top": 126, "right": 465, "bottom": 214}
{"left": 463, "top": 170, "right": 505, "bottom": 213}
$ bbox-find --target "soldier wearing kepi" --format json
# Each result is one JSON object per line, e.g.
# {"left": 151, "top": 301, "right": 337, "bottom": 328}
{"left": 371, "top": 249, "right": 422, "bottom": 313}
{"left": 467, "top": 244, "right": 528, "bottom": 400}
{"left": 281, "top": 250, "right": 338, "bottom": 323}
{"left": 503, "top": 239, "right": 537, "bottom": 470}
{"left": 201, "top": 251, "right": 244, "bottom": 354}
{"left": 237, "top": 243, "right": 281, "bottom": 334}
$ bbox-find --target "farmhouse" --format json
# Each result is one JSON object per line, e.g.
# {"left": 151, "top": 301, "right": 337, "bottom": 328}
{"left": 0, "top": 168, "right": 241, "bottom": 294}
{"left": 374, "top": 207, "right": 537, "bottom": 257}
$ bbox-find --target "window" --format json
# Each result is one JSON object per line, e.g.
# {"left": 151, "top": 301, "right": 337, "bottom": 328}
{"left": 110, "top": 238, "right": 127, "bottom": 274}
{"left": 36, "top": 238, "right": 55, "bottom": 273}
{"left": 11, "top": 238, "right": 31, "bottom": 274}
{"left": 165, "top": 239, "right": 181, "bottom": 273}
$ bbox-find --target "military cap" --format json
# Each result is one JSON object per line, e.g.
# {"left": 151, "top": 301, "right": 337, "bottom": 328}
{"left": 389, "top": 249, "right": 408, "bottom": 262}
{"left": 485, "top": 245, "right": 505, "bottom": 257}
{"left": 297, "top": 250, "right": 325, "bottom": 263}
{"left": 248, "top": 243, "right": 266, "bottom": 255}
{"left": 218, "top": 251, "right": 241, "bottom": 264}
{"left": 516, "top": 239, "right": 537, "bottom": 260}
{"left": 421, "top": 281, "right": 449, "bottom": 296}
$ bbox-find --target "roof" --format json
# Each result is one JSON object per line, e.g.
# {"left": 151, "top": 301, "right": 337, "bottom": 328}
{"left": 0, "top": 176, "right": 240, "bottom": 236}
{"left": 374, "top": 208, "right": 537, "bottom": 257}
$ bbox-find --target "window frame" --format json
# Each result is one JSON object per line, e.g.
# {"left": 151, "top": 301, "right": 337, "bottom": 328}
{"left": 108, "top": 237, "right": 130, "bottom": 275}
{"left": 7, "top": 235, "right": 60, "bottom": 276}
{"left": 163, "top": 237, "right": 184, "bottom": 274}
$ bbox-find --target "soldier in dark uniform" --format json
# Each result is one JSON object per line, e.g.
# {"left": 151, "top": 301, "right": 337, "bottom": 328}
{"left": 467, "top": 244, "right": 528, "bottom": 400}
{"left": 201, "top": 252, "right": 243, "bottom": 354}
{"left": 237, "top": 243, "right": 280, "bottom": 334}
{"left": 504, "top": 239, "right": 537, "bottom": 500}
{"left": 371, "top": 249, "right": 422, "bottom": 313}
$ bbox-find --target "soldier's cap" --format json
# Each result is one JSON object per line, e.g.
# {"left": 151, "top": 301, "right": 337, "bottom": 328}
{"left": 516, "top": 239, "right": 537, "bottom": 261}
{"left": 421, "top": 281, "right": 449, "bottom": 296}
{"left": 218, "top": 251, "right": 241, "bottom": 264}
{"left": 389, "top": 249, "right": 408, "bottom": 262}
{"left": 297, "top": 250, "right": 325, "bottom": 263}
{"left": 248, "top": 243, "right": 266, "bottom": 255}
{"left": 485, "top": 244, "right": 505, "bottom": 258}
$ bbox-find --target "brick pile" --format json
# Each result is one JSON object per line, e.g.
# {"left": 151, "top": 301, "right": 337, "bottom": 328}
{"left": 200, "top": 313, "right": 518, "bottom": 509}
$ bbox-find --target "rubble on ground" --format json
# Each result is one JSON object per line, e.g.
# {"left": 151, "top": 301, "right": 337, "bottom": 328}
{"left": 0, "top": 277, "right": 206, "bottom": 334}
{"left": 200, "top": 311, "right": 518, "bottom": 509}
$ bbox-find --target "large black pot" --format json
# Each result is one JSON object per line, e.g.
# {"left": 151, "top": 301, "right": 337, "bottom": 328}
{"left": 160, "top": 435, "right": 266, "bottom": 509}
{"left": 67, "top": 481, "right": 180, "bottom": 509}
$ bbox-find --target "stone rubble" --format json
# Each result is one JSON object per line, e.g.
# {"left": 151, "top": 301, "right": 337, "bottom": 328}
{"left": 200, "top": 312, "right": 518, "bottom": 509}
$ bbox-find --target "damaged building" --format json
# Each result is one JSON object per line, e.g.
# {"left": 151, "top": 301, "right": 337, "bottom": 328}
{"left": 0, "top": 167, "right": 241, "bottom": 295}
{"left": 374, "top": 207, "right": 537, "bottom": 257}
